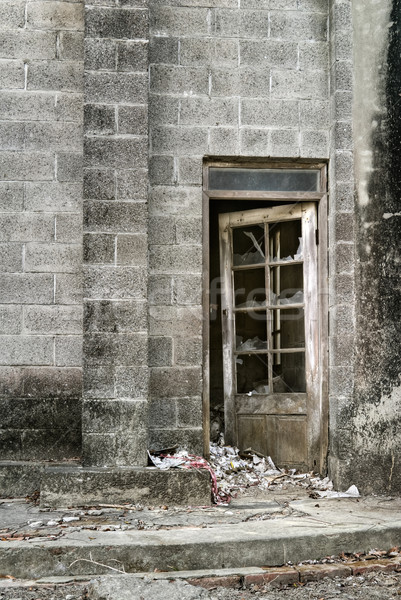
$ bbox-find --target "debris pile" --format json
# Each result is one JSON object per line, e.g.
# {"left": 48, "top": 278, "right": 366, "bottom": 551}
{"left": 149, "top": 443, "right": 360, "bottom": 505}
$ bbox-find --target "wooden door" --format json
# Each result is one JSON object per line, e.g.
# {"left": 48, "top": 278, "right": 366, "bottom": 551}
{"left": 219, "top": 203, "right": 320, "bottom": 471}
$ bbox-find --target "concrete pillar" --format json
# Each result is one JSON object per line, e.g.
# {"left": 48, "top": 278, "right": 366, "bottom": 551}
{"left": 82, "top": 0, "right": 149, "bottom": 467}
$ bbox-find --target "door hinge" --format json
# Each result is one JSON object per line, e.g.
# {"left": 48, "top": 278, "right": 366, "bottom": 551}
{"left": 315, "top": 229, "right": 319, "bottom": 245}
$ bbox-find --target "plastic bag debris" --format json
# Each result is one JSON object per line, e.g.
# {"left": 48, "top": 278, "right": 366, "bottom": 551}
{"left": 317, "top": 484, "right": 360, "bottom": 499}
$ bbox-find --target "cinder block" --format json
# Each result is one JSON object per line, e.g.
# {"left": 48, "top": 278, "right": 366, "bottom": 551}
{"left": 209, "top": 67, "right": 239, "bottom": 97}
{"left": 55, "top": 214, "right": 83, "bottom": 244}
{"left": 55, "top": 273, "right": 83, "bottom": 304}
{"left": 0, "top": 91, "right": 52, "bottom": 122}
{"left": 174, "top": 336, "right": 202, "bottom": 366}
{"left": 84, "top": 38, "right": 116, "bottom": 71}
{"left": 25, "top": 243, "right": 82, "bottom": 273}
{"left": 0, "top": 306, "right": 22, "bottom": 335}
{"left": 84, "top": 233, "right": 115, "bottom": 264}
{"left": 300, "top": 100, "right": 329, "bottom": 129}
{"left": 83, "top": 265, "right": 147, "bottom": 300}
{"left": 208, "top": 127, "right": 239, "bottom": 154}
{"left": 298, "top": 0, "right": 328, "bottom": 11}
{"left": 150, "top": 6, "right": 209, "bottom": 37}
{"left": 84, "top": 72, "right": 146, "bottom": 103}
{"left": 27, "top": 1, "right": 84, "bottom": 30}
{"left": 271, "top": 69, "right": 328, "bottom": 100}
{"left": 177, "top": 156, "right": 202, "bottom": 185}
{"left": 0, "top": 213, "right": 54, "bottom": 242}
{"left": 332, "top": 2, "right": 352, "bottom": 33}
{"left": 118, "top": 105, "right": 147, "bottom": 136}
{"left": 85, "top": 6, "right": 148, "bottom": 40}
{"left": 25, "top": 182, "right": 82, "bottom": 212}
{"left": 150, "top": 64, "right": 208, "bottom": 96}
{"left": 240, "top": 39, "right": 297, "bottom": 68}
{"left": 56, "top": 93, "right": 83, "bottom": 123}
{"left": 84, "top": 332, "right": 147, "bottom": 366}
{"left": 55, "top": 335, "right": 83, "bottom": 367}
{"left": 149, "top": 94, "right": 179, "bottom": 125}
{"left": 334, "top": 212, "right": 354, "bottom": 242}
{"left": 57, "top": 150, "right": 84, "bottom": 181}
{"left": 149, "top": 245, "right": 202, "bottom": 274}
{"left": 151, "top": 0, "right": 235, "bottom": 5}
{"left": 240, "top": 67, "right": 271, "bottom": 98}
{"left": 331, "top": 60, "right": 353, "bottom": 92}
{"left": 332, "top": 30, "right": 352, "bottom": 62}
{"left": 0, "top": 1, "right": 25, "bottom": 29}
{"left": 83, "top": 365, "right": 115, "bottom": 399}
{"left": 329, "top": 366, "right": 354, "bottom": 397}
{"left": 149, "top": 216, "right": 175, "bottom": 245}
{"left": 24, "top": 305, "right": 83, "bottom": 335}
{"left": 149, "top": 306, "right": 202, "bottom": 337}
{"left": 180, "top": 97, "right": 238, "bottom": 127}
{"left": 0, "top": 31, "right": 56, "bottom": 60}
{"left": 241, "top": 98, "right": 299, "bottom": 128}
{"left": 0, "top": 122, "right": 25, "bottom": 150}
{"left": 84, "top": 137, "right": 147, "bottom": 168}
{"left": 334, "top": 150, "right": 353, "bottom": 182}
{"left": 82, "top": 430, "right": 147, "bottom": 467}
{"left": 213, "top": 8, "right": 240, "bottom": 37}
{"left": 117, "top": 40, "right": 148, "bottom": 72}
{"left": 332, "top": 90, "right": 352, "bottom": 120}
{"left": 149, "top": 366, "right": 202, "bottom": 398}
{"left": 116, "top": 169, "right": 148, "bottom": 200}
{"left": 149, "top": 185, "right": 202, "bottom": 217}
{"left": 23, "top": 366, "right": 82, "bottom": 398}
{"left": 151, "top": 126, "right": 208, "bottom": 156}
{"left": 0, "top": 273, "right": 53, "bottom": 304}
{"left": 175, "top": 217, "right": 202, "bottom": 245}
{"left": 83, "top": 200, "right": 147, "bottom": 234}
{"left": 174, "top": 274, "right": 202, "bottom": 305}
{"left": 0, "top": 182, "right": 24, "bottom": 212}
{"left": 84, "top": 104, "right": 115, "bottom": 136}
{"left": 148, "top": 336, "right": 173, "bottom": 367}
{"left": 0, "top": 243, "right": 23, "bottom": 272}
{"left": 84, "top": 299, "right": 147, "bottom": 333}
{"left": 27, "top": 60, "right": 84, "bottom": 93}
{"left": 0, "top": 335, "right": 53, "bottom": 366}
{"left": 58, "top": 31, "right": 84, "bottom": 61}
{"left": 300, "top": 130, "right": 329, "bottom": 158}
{"left": 240, "top": 0, "right": 270, "bottom": 7}
{"left": 116, "top": 234, "right": 147, "bottom": 266}
{"left": 333, "top": 182, "right": 354, "bottom": 212}
{"left": 148, "top": 397, "right": 177, "bottom": 427}
{"left": 149, "top": 155, "right": 175, "bottom": 186}
{"left": 0, "top": 429, "right": 21, "bottom": 460}
{"left": 270, "top": 11, "right": 327, "bottom": 41}
{"left": 148, "top": 274, "right": 173, "bottom": 305}
{"left": 329, "top": 334, "right": 354, "bottom": 367}
{"left": 328, "top": 273, "right": 354, "bottom": 305}
{"left": 84, "top": 169, "right": 115, "bottom": 200}
{"left": 114, "top": 365, "right": 148, "bottom": 398}
{"left": 0, "top": 367, "right": 24, "bottom": 396}
{"left": 82, "top": 398, "right": 147, "bottom": 434}
{"left": 176, "top": 396, "right": 202, "bottom": 427}
{"left": 179, "top": 38, "right": 213, "bottom": 66}
{"left": 147, "top": 426, "right": 203, "bottom": 455}
{"left": 0, "top": 59, "right": 24, "bottom": 89}
{"left": 299, "top": 41, "right": 328, "bottom": 71}
{"left": 240, "top": 128, "right": 270, "bottom": 156}
{"left": 25, "top": 122, "right": 83, "bottom": 152}
{"left": 149, "top": 36, "right": 178, "bottom": 65}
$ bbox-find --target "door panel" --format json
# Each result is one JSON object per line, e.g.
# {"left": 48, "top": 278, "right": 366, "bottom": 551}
{"left": 219, "top": 203, "right": 320, "bottom": 470}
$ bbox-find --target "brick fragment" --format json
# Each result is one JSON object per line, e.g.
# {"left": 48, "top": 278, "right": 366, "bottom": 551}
{"left": 297, "top": 563, "right": 352, "bottom": 582}
{"left": 244, "top": 567, "right": 298, "bottom": 587}
{"left": 188, "top": 576, "right": 241, "bottom": 590}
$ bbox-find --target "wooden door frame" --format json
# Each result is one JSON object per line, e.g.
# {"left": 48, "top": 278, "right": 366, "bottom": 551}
{"left": 202, "top": 160, "right": 328, "bottom": 473}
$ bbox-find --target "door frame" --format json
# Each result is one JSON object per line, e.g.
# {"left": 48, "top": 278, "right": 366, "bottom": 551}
{"left": 202, "top": 159, "right": 328, "bottom": 473}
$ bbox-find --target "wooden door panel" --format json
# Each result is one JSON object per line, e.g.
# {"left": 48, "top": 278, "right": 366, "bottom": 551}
{"left": 275, "top": 416, "right": 308, "bottom": 469}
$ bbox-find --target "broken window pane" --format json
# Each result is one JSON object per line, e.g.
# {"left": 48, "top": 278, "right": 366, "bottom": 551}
{"left": 269, "top": 220, "right": 302, "bottom": 262}
{"left": 209, "top": 168, "right": 320, "bottom": 192}
{"left": 235, "top": 311, "right": 268, "bottom": 351}
{"left": 270, "top": 263, "right": 304, "bottom": 305}
{"left": 234, "top": 268, "right": 266, "bottom": 308}
{"left": 273, "top": 352, "right": 306, "bottom": 393}
{"left": 272, "top": 308, "right": 305, "bottom": 351}
{"left": 236, "top": 353, "right": 269, "bottom": 395}
{"left": 233, "top": 225, "right": 265, "bottom": 266}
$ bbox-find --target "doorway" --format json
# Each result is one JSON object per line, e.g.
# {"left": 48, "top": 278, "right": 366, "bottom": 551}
{"left": 203, "top": 162, "right": 328, "bottom": 473}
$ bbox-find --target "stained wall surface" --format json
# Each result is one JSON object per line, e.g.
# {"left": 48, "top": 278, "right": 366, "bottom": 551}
{"left": 0, "top": 0, "right": 84, "bottom": 459}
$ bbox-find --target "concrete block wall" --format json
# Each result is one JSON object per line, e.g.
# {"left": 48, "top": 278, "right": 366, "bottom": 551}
{"left": 327, "top": 0, "right": 355, "bottom": 484}
{"left": 0, "top": 0, "right": 84, "bottom": 460}
{"left": 148, "top": 0, "right": 330, "bottom": 454}
{"left": 82, "top": 0, "right": 149, "bottom": 467}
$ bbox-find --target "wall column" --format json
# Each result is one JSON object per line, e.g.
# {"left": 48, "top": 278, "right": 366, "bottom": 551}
{"left": 82, "top": 0, "right": 149, "bottom": 467}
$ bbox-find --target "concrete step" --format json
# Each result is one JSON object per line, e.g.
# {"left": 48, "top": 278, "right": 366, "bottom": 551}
{"left": 1, "top": 502, "right": 401, "bottom": 580}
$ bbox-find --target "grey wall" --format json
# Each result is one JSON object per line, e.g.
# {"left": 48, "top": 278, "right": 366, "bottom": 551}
{"left": 0, "top": 0, "right": 84, "bottom": 459}
{"left": 147, "top": 0, "right": 330, "bottom": 454}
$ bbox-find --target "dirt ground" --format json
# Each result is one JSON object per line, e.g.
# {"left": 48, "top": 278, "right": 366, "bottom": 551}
{"left": 1, "top": 571, "right": 401, "bottom": 600}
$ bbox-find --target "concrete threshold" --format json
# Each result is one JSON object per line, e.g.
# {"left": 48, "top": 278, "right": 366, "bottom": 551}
{"left": 1, "top": 498, "right": 401, "bottom": 580}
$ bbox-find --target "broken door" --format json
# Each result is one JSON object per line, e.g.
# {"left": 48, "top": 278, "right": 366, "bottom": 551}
{"left": 219, "top": 203, "right": 320, "bottom": 470}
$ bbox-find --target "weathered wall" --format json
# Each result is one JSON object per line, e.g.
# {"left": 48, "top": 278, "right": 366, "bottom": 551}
{"left": 82, "top": 0, "right": 149, "bottom": 467}
{"left": 347, "top": 0, "right": 401, "bottom": 493}
{"left": 0, "top": 0, "right": 84, "bottom": 459}
{"left": 147, "top": 0, "right": 330, "bottom": 454}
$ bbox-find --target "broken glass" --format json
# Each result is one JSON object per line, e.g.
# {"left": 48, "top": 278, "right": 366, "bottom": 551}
{"left": 233, "top": 225, "right": 265, "bottom": 266}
